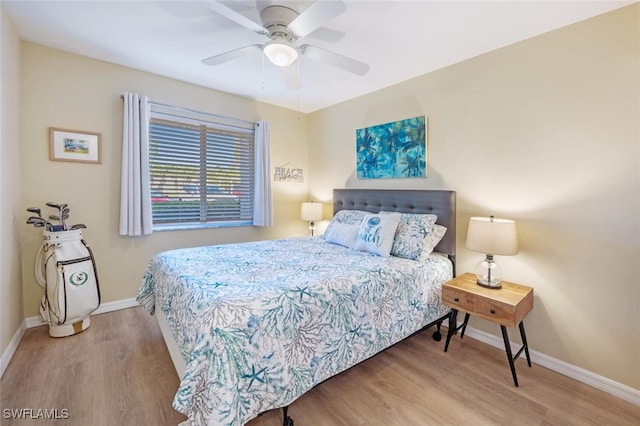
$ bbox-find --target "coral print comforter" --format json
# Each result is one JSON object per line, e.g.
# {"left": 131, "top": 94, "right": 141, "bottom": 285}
{"left": 137, "top": 237, "right": 452, "bottom": 426}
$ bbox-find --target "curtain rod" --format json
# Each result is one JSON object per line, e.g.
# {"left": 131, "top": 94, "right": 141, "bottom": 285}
{"left": 120, "top": 95, "right": 256, "bottom": 126}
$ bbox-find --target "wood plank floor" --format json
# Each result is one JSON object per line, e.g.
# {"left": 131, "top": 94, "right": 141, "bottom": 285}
{"left": 1, "top": 307, "right": 638, "bottom": 425}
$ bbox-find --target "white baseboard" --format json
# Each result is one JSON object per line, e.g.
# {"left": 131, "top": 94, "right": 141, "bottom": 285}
{"left": 0, "top": 321, "right": 26, "bottom": 379}
{"left": 23, "top": 297, "right": 140, "bottom": 329}
{"left": 3, "top": 300, "right": 639, "bottom": 407}
{"left": 462, "top": 326, "right": 640, "bottom": 406}
{"left": 92, "top": 297, "right": 140, "bottom": 315}
{"left": 1, "top": 298, "right": 139, "bottom": 378}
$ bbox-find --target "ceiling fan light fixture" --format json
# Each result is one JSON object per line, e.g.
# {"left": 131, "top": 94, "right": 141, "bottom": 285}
{"left": 264, "top": 38, "right": 298, "bottom": 67}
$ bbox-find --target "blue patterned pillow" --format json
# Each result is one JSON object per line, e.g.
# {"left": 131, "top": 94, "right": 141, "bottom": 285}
{"left": 418, "top": 224, "right": 447, "bottom": 260}
{"left": 324, "top": 209, "right": 370, "bottom": 237}
{"left": 354, "top": 213, "right": 401, "bottom": 257}
{"left": 379, "top": 212, "right": 442, "bottom": 260}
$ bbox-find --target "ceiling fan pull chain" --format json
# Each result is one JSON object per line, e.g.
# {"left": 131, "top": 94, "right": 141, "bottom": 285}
{"left": 261, "top": 52, "right": 265, "bottom": 91}
{"left": 296, "top": 59, "right": 301, "bottom": 120}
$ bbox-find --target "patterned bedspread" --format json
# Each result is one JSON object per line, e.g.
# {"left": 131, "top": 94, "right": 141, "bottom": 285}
{"left": 137, "top": 237, "right": 452, "bottom": 426}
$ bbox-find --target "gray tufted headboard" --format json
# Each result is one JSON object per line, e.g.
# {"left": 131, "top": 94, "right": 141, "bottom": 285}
{"left": 333, "top": 189, "right": 456, "bottom": 262}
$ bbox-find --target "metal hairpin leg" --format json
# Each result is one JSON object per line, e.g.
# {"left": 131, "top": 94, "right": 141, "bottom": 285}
{"left": 444, "top": 310, "right": 471, "bottom": 352}
{"left": 459, "top": 313, "right": 471, "bottom": 338}
{"left": 519, "top": 321, "right": 532, "bottom": 367}
{"left": 501, "top": 321, "right": 532, "bottom": 387}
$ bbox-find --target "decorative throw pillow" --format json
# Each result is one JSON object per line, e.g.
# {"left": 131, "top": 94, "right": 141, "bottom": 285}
{"left": 417, "top": 224, "right": 447, "bottom": 260}
{"left": 324, "top": 209, "right": 370, "bottom": 237}
{"left": 354, "top": 213, "right": 401, "bottom": 257}
{"left": 379, "top": 212, "right": 440, "bottom": 260}
{"left": 324, "top": 222, "right": 361, "bottom": 249}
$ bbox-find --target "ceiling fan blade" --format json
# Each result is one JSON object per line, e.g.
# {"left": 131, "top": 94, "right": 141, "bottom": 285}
{"left": 307, "top": 27, "right": 345, "bottom": 43}
{"left": 205, "top": 1, "right": 267, "bottom": 34}
{"left": 282, "top": 63, "right": 301, "bottom": 90}
{"left": 202, "top": 44, "right": 263, "bottom": 66}
{"left": 288, "top": 0, "right": 347, "bottom": 38}
{"left": 300, "top": 45, "right": 369, "bottom": 76}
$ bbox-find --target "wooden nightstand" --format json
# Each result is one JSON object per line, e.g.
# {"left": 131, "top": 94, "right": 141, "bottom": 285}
{"left": 442, "top": 272, "right": 534, "bottom": 387}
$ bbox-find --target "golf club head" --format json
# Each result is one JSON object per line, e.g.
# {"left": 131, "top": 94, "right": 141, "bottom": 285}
{"left": 26, "top": 207, "right": 42, "bottom": 217}
{"left": 26, "top": 217, "right": 47, "bottom": 229}
{"left": 71, "top": 224, "right": 87, "bottom": 230}
{"left": 46, "top": 202, "right": 61, "bottom": 210}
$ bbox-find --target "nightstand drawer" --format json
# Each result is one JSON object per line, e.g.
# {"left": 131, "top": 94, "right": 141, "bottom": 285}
{"left": 443, "top": 286, "right": 514, "bottom": 325}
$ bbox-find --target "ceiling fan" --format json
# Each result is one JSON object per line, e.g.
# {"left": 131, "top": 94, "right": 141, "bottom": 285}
{"left": 201, "top": 0, "right": 370, "bottom": 84}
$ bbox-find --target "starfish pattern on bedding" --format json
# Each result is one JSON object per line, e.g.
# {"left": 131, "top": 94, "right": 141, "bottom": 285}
{"left": 242, "top": 364, "right": 267, "bottom": 389}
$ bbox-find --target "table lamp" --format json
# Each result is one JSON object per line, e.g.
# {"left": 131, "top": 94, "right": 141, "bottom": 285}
{"left": 466, "top": 216, "right": 518, "bottom": 288}
{"left": 301, "top": 201, "right": 323, "bottom": 236}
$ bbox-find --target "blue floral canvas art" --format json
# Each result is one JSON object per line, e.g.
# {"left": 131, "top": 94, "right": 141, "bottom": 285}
{"left": 356, "top": 116, "right": 426, "bottom": 179}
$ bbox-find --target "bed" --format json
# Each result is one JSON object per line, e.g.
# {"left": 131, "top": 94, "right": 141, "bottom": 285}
{"left": 137, "top": 189, "right": 456, "bottom": 426}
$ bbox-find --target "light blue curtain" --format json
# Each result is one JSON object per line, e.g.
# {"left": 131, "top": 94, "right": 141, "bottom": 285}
{"left": 119, "top": 92, "right": 152, "bottom": 236}
{"left": 253, "top": 121, "right": 273, "bottom": 226}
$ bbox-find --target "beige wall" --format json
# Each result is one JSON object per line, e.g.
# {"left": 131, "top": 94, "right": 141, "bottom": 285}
{"left": 308, "top": 5, "right": 639, "bottom": 389}
{"left": 20, "top": 43, "right": 310, "bottom": 318}
{"left": 0, "top": 7, "right": 24, "bottom": 360}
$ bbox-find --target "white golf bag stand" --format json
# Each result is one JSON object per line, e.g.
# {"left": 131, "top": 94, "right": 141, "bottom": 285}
{"left": 35, "top": 229, "right": 101, "bottom": 337}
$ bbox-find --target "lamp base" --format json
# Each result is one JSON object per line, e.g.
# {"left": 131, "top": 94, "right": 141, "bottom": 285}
{"left": 476, "top": 279, "right": 502, "bottom": 289}
{"left": 474, "top": 255, "right": 503, "bottom": 289}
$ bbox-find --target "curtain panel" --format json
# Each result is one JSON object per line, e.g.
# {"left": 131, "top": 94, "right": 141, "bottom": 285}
{"left": 119, "top": 92, "right": 153, "bottom": 236}
{"left": 253, "top": 121, "right": 273, "bottom": 226}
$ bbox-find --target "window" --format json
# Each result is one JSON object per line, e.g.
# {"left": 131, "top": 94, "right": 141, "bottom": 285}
{"left": 148, "top": 107, "right": 255, "bottom": 229}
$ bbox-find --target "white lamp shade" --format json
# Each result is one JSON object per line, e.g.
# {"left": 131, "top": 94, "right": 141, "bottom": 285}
{"left": 301, "top": 202, "right": 323, "bottom": 222}
{"left": 466, "top": 216, "right": 518, "bottom": 256}
{"left": 264, "top": 39, "right": 298, "bottom": 67}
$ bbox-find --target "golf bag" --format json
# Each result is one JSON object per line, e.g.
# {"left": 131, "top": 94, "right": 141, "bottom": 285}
{"left": 35, "top": 229, "right": 100, "bottom": 337}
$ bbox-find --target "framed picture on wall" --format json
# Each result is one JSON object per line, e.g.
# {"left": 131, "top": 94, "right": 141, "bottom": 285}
{"left": 356, "top": 116, "right": 426, "bottom": 179}
{"left": 49, "top": 127, "right": 102, "bottom": 164}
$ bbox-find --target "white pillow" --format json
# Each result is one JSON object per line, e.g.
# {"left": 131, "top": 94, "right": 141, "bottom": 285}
{"left": 324, "top": 222, "right": 360, "bottom": 249}
{"left": 354, "top": 213, "right": 401, "bottom": 257}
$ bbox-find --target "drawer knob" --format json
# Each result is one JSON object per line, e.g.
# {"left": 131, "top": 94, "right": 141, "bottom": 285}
{"left": 454, "top": 297, "right": 459, "bottom": 302}
{"left": 490, "top": 309, "right": 496, "bottom": 314}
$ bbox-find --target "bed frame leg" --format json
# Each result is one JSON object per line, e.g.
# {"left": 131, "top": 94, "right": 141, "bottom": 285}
{"left": 282, "top": 406, "right": 294, "bottom": 426}
{"left": 432, "top": 321, "right": 442, "bottom": 341}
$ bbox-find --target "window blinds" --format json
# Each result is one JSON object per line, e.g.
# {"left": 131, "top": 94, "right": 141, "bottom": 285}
{"left": 148, "top": 116, "right": 255, "bottom": 226}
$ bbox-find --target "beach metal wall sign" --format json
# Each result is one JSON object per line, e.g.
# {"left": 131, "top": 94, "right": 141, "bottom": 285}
{"left": 274, "top": 162, "right": 304, "bottom": 182}
{"left": 356, "top": 116, "right": 426, "bottom": 179}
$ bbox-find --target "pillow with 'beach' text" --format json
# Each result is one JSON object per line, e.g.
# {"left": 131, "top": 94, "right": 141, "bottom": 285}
{"left": 354, "top": 213, "right": 401, "bottom": 257}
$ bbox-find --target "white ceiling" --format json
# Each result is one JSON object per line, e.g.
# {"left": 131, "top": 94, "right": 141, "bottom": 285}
{"left": 3, "top": 0, "right": 633, "bottom": 113}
